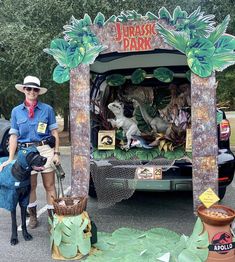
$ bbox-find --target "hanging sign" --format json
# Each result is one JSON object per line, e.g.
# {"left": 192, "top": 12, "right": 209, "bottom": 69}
{"left": 114, "top": 22, "right": 157, "bottom": 52}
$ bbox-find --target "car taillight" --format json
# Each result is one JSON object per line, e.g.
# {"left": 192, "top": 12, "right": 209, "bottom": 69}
{"left": 220, "top": 119, "right": 231, "bottom": 141}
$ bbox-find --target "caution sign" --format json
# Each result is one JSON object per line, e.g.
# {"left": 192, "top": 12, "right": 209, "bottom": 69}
{"left": 199, "top": 188, "right": 220, "bottom": 208}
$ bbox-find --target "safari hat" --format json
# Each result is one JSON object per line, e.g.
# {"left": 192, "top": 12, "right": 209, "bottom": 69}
{"left": 15, "top": 76, "right": 47, "bottom": 95}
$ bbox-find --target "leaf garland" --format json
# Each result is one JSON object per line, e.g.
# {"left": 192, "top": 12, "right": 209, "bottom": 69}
{"left": 93, "top": 147, "right": 188, "bottom": 161}
{"left": 106, "top": 74, "right": 126, "bottom": 86}
{"left": 131, "top": 69, "right": 147, "bottom": 84}
{"left": 153, "top": 67, "right": 174, "bottom": 83}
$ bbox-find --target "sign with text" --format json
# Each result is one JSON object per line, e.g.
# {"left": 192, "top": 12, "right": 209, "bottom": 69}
{"left": 199, "top": 188, "right": 220, "bottom": 208}
{"left": 114, "top": 22, "right": 157, "bottom": 52}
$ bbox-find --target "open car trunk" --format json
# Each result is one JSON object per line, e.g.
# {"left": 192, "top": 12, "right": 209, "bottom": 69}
{"left": 89, "top": 50, "right": 195, "bottom": 206}
{"left": 90, "top": 50, "right": 191, "bottom": 160}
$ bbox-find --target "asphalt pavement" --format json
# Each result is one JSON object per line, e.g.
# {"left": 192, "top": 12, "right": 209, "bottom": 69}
{"left": 0, "top": 147, "right": 234, "bottom": 262}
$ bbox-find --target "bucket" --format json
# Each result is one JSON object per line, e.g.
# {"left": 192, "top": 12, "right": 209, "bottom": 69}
{"left": 198, "top": 204, "right": 235, "bottom": 262}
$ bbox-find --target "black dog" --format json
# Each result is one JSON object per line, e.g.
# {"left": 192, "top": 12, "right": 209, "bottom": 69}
{"left": 0, "top": 146, "right": 47, "bottom": 245}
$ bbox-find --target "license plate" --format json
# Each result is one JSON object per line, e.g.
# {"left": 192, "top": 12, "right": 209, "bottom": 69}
{"left": 135, "top": 166, "right": 162, "bottom": 180}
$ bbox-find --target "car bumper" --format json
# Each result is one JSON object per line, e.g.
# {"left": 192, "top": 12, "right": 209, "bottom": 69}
{"left": 91, "top": 148, "right": 235, "bottom": 192}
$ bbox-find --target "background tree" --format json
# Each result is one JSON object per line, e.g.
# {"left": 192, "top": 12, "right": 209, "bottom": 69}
{"left": 0, "top": 0, "right": 235, "bottom": 123}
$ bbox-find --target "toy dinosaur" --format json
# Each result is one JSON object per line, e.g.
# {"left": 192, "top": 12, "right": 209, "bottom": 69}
{"left": 107, "top": 101, "right": 141, "bottom": 150}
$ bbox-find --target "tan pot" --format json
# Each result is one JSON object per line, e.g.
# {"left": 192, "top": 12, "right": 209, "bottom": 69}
{"left": 198, "top": 205, "right": 235, "bottom": 262}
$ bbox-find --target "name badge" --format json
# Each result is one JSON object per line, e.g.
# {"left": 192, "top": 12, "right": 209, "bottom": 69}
{"left": 37, "top": 122, "right": 47, "bottom": 133}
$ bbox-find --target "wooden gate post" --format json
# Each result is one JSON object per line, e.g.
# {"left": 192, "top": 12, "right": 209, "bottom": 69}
{"left": 191, "top": 73, "right": 218, "bottom": 211}
{"left": 70, "top": 64, "right": 90, "bottom": 196}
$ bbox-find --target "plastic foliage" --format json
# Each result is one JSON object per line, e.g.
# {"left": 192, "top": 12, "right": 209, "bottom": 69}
{"left": 93, "top": 147, "right": 188, "bottom": 161}
{"left": 50, "top": 214, "right": 91, "bottom": 259}
{"left": 44, "top": 14, "right": 107, "bottom": 83}
{"left": 131, "top": 68, "right": 147, "bottom": 84}
{"left": 153, "top": 67, "right": 174, "bottom": 83}
{"left": 84, "top": 218, "right": 209, "bottom": 262}
{"left": 106, "top": 74, "right": 126, "bottom": 86}
{"left": 185, "top": 70, "right": 191, "bottom": 82}
{"left": 156, "top": 6, "right": 235, "bottom": 78}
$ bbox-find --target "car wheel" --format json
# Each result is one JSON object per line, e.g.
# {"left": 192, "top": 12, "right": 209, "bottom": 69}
{"left": 218, "top": 186, "right": 227, "bottom": 200}
{"left": 2, "top": 131, "right": 10, "bottom": 156}
{"left": 88, "top": 175, "right": 97, "bottom": 198}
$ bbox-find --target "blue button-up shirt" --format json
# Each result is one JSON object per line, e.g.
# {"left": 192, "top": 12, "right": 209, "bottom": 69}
{"left": 9, "top": 102, "right": 58, "bottom": 143}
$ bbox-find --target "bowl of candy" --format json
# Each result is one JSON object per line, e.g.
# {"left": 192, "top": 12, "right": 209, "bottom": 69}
{"left": 198, "top": 204, "right": 235, "bottom": 226}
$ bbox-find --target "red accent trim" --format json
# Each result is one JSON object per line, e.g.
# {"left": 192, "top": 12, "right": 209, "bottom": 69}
{"left": 218, "top": 177, "right": 229, "bottom": 181}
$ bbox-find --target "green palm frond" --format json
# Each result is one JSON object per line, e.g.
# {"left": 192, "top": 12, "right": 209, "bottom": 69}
{"left": 158, "top": 7, "right": 172, "bottom": 23}
{"left": 172, "top": 6, "right": 188, "bottom": 25}
{"left": 208, "top": 15, "right": 230, "bottom": 44}
{"left": 145, "top": 11, "right": 158, "bottom": 21}
{"left": 186, "top": 6, "right": 215, "bottom": 38}
{"left": 126, "top": 10, "right": 142, "bottom": 20}
{"left": 156, "top": 23, "right": 189, "bottom": 53}
{"left": 64, "top": 16, "right": 86, "bottom": 35}
{"left": 212, "top": 52, "right": 235, "bottom": 71}
{"left": 117, "top": 11, "right": 128, "bottom": 22}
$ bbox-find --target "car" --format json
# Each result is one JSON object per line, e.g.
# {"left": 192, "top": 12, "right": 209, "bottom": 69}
{"left": 89, "top": 50, "right": 235, "bottom": 201}
{"left": 0, "top": 118, "right": 10, "bottom": 155}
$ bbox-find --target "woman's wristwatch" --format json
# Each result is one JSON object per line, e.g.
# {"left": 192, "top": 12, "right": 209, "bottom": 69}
{"left": 54, "top": 151, "right": 61, "bottom": 156}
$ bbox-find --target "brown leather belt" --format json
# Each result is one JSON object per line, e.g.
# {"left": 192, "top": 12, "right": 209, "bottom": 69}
{"left": 19, "top": 140, "right": 48, "bottom": 148}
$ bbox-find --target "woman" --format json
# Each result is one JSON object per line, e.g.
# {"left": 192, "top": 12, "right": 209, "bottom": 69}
{"left": 0, "top": 75, "right": 60, "bottom": 229}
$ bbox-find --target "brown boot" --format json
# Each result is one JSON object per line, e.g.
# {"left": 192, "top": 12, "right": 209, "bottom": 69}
{"left": 28, "top": 206, "right": 38, "bottom": 229}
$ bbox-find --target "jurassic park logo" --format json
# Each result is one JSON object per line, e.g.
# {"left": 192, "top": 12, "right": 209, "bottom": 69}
{"left": 209, "top": 232, "right": 235, "bottom": 254}
{"left": 114, "top": 22, "right": 157, "bottom": 52}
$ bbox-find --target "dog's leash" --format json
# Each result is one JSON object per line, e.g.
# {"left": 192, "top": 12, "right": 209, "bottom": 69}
{"left": 51, "top": 162, "right": 65, "bottom": 198}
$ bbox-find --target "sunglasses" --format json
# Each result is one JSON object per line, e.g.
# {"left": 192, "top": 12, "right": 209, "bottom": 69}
{"left": 24, "top": 86, "right": 40, "bottom": 93}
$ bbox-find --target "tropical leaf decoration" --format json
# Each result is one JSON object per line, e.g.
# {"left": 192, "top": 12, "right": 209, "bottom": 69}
{"left": 94, "top": 12, "right": 105, "bottom": 27}
{"left": 156, "top": 6, "right": 235, "bottom": 77}
{"left": 145, "top": 11, "right": 158, "bottom": 21}
{"left": 158, "top": 7, "right": 172, "bottom": 24}
{"left": 85, "top": 218, "right": 208, "bottom": 262}
{"left": 50, "top": 213, "right": 92, "bottom": 259}
{"left": 93, "top": 149, "right": 114, "bottom": 160}
{"left": 53, "top": 65, "right": 70, "bottom": 84}
{"left": 186, "top": 38, "right": 215, "bottom": 77}
{"left": 135, "top": 148, "right": 160, "bottom": 161}
{"left": 113, "top": 148, "right": 138, "bottom": 160}
{"left": 178, "top": 218, "right": 209, "bottom": 262}
{"left": 185, "top": 70, "right": 191, "bottom": 82}
{"left": 93, "top": 146, "right": 186, "bottom": 161}
{"left": 44, "top": 14, "right": 107, "bottom": 83}
{"left": 208, "top": 15, "right": 230, "bottom": 44}
{"left": 172, "top": 6, "right": 188, "bottom": 26}
{"left": 214, "top": 35, "right": 235, "bottom": 54}
{"left": 156, "top": 23, "right": 189, "bottom": 53}
{"left": 212, "top": 52, "right": 235, "bottom": 71}
{"left": 185, "top": 7, "right": 215, "bottom": 38}
{"left": 116, "top": 10, "right": 142, "bottom": 22}
{"left": 104, "top": 15, "right": 117, "bottom": 25}
{"left": 106, "top": 74, "right": 126, "bottom": 86}
{"left": 153, "top": 67, "right": 174, "bottom": 83}
{"left": 131, "top": 68, "right": 147, "bottom": 84}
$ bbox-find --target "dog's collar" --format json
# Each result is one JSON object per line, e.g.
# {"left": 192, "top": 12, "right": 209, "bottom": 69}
{"left": 11, "top": 161, "right": 31, "bottom": 181}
